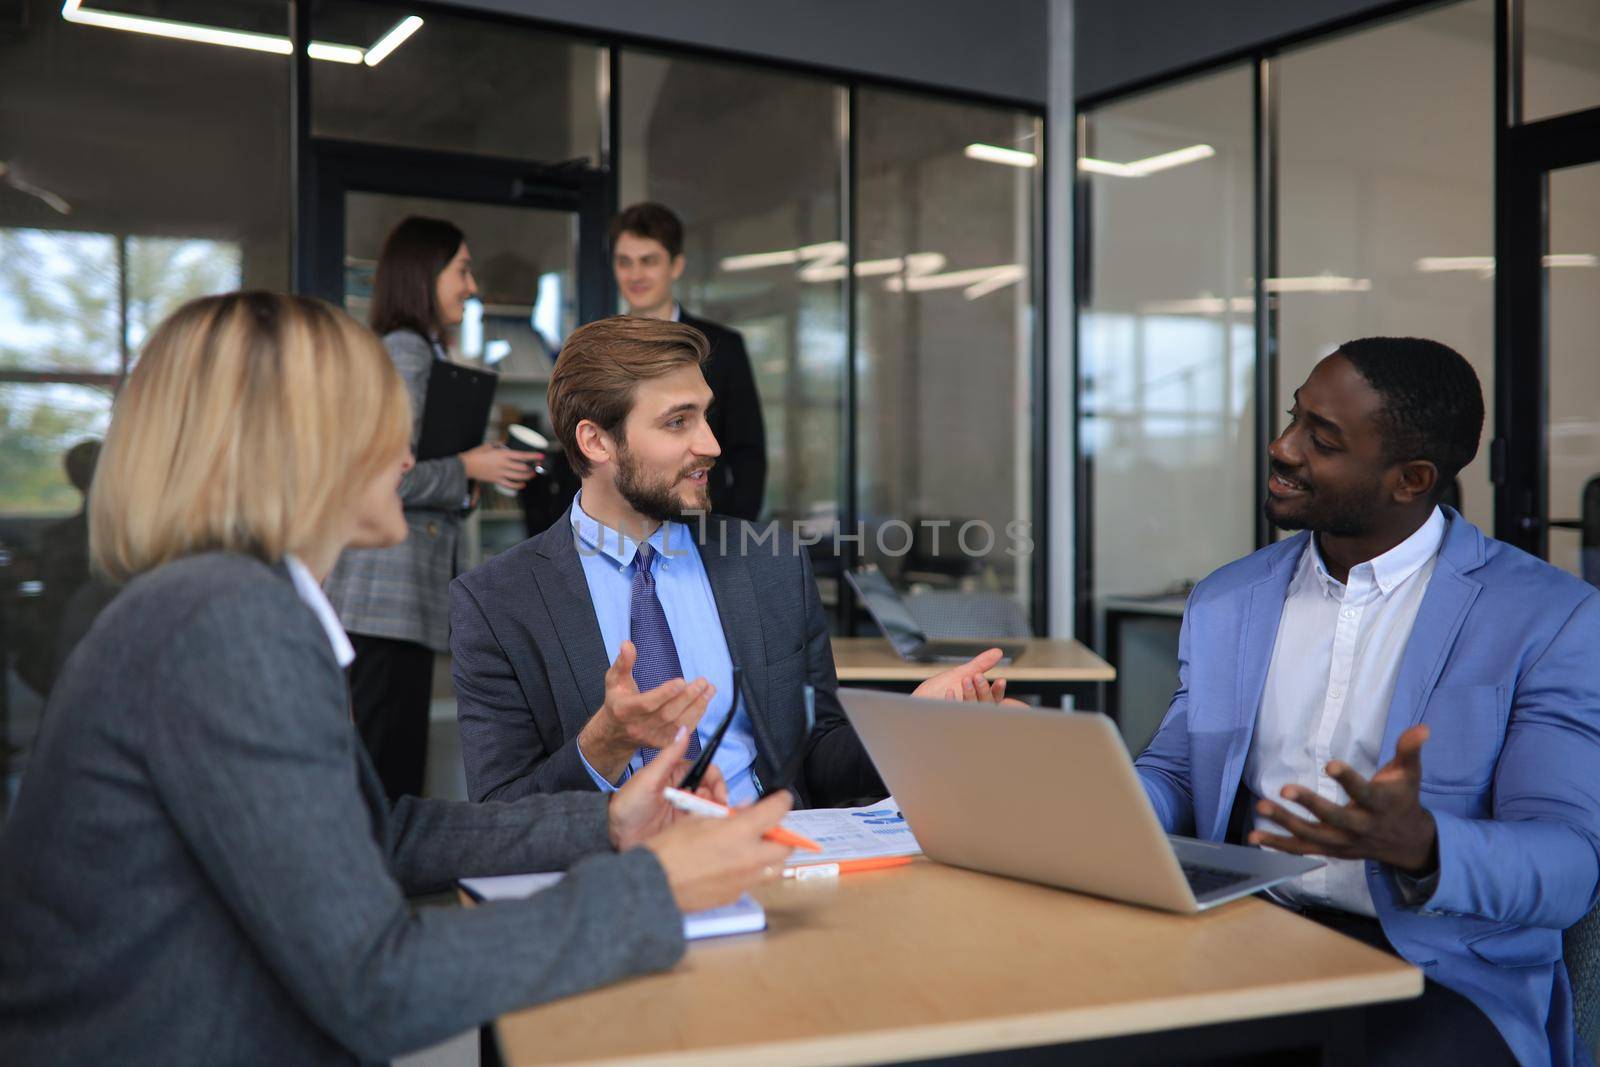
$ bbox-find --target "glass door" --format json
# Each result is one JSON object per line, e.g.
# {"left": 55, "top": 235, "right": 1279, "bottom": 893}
{"left": 1543, "top": 164, "right": 1600, "bottom": 582}
{"left": 344, "top": 191, "right": 581, "bottom": 563}
{"left": 308, "top": 143, "right": 610, "bottom": 563}
{"left": 1501, "top": 106, "right": 1600, "bottom": 588}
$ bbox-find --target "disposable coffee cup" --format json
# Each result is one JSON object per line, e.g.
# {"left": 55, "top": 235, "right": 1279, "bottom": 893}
{"left": 496, "top": 424, "right": 549, "bottom": 496}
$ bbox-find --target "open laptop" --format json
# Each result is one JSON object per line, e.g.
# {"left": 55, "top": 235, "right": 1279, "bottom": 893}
{"left": 839, "top": 688, "right": 1322, "bottom": 913}
{"left": 845, "top": 567, "right": 1026, "bottom": 664}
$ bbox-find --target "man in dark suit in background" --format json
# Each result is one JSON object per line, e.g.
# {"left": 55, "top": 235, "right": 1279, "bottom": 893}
{"left": 451, "top": 316, "right": 1004, "bottom": 809}
{"left": 610, "top": 202, "right": 767, "bottom": 521}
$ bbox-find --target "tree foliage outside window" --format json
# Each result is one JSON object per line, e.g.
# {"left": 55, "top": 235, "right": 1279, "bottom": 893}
{"left": 0, "top": 229, "right": 240, "bottom": 515}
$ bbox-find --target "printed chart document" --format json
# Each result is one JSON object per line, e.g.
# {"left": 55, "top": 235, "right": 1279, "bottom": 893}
{"left": 460, "top": 872, "right": 765, "bottom": 940}
{"left": 781, "top": 797, "right": 922, "bottom": 865}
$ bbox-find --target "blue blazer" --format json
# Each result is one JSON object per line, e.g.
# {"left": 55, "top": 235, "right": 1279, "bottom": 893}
{"left": 1136, "top": 509, "right": 1600, "bottom": 1067}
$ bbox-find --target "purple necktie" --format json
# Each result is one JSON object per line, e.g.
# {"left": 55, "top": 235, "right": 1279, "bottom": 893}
{"left": 632, "top": 541, "right": 701, "bottom": 764}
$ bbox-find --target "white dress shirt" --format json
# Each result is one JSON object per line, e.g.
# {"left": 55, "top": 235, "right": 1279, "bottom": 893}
{"left": 285, "top": 555, "right": 356, "bottom": 669}
{"left": 1244, "top": 507, "right": 1446, "bottom": 916}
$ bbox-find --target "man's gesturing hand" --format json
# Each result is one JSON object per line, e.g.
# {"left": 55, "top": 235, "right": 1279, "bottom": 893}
{"left": 1248, "top": 723, "right": 1438, "bottom": 877}
{"left": 578, "top": 640, "right": 715, "bottom": 783}
{"left": 912, "top": 648, "right": 1025, "bottom": 706}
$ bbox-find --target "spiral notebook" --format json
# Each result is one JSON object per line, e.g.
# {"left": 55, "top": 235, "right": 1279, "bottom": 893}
{"left": 459, "top": 872, "right": 766, "bottom": 940}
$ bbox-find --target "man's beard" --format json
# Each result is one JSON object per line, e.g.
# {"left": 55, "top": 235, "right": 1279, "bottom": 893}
{"left": 614, "top": 439, "right": 713, "bottom": 523}
{"left": 1263, "top": 463, "right": 1383, "bottom": 538}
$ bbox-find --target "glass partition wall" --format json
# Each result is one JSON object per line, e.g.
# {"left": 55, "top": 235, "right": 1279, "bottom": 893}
{"left": 1077, "top": 0, "right": 1498, "bottom": 746}
{"left": 1, "top": 3, "right": 1046, "bottom": 808}
{"left": 615, "top": 51, "right": 1044, "bottom": 623}
{"left": 1080, "top": 65, "right": 1256, "bottom": 611}
{"left": 0, "top": 0, "right": 292, "bottom": 804}
{"left": 618, "top": 52, "right": 847, "bottom": 529}
{"left": 856, "top": 90, "right": 1041, "bottom": 611}
{"left": 1275, "top": 0, "right": 1495, "bottom": 532}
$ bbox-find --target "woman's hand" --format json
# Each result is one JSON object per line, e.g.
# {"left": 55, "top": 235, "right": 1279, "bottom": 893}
{"left": 607, "top": 726, "right": 728, "bottom": 851}
{"left": 645, "top": 792, "right": 794, "bottom": 913}
{"left": 461, "top": 442, "right": 538, "bottom": 491}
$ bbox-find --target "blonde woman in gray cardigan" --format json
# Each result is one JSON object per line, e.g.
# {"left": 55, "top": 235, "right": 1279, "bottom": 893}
{"left": 0, "top": 291, "right": 793, "bottom": 1067}
{"left": 326, "top": 216, "right": 537, "bottom": 801}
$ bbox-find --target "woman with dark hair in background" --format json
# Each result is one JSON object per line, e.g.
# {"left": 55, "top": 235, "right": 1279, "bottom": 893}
{"left": 325, "top": 216, "right": 536, "bottom": 802}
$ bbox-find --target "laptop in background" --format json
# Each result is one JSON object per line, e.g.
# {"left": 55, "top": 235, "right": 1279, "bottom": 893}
{"left": 839, "top": 688, "right": 1322, "bottom": 914}
{"left": 845, "top": 566, "right": 1026, "bottom": 664}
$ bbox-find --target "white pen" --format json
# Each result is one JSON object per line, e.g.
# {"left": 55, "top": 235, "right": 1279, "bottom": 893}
{"left": 661, "top": 786, "right": 731, "bottom": 819}
{"left": 661, "top": 787, "right": 822, "bottom": 851}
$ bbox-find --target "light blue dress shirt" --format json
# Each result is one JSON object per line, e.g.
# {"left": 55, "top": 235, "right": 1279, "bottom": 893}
{"left": 570, "top": 491, "right": 758, "bottom": 805}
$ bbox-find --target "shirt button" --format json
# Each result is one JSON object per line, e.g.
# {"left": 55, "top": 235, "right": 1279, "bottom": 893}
{"left": 1329, "top": 689, "right": 1343, "bottom": 700}
{"left": 1342, "top": 608, "right": 1356, "bottom": 620}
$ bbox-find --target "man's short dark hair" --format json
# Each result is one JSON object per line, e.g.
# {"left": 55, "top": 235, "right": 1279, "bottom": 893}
{"left": 609, "top": 202, "right": 684, "bottom": 259}
{"left": 1337, "top": 337, "right": 1484, "bottom": 495}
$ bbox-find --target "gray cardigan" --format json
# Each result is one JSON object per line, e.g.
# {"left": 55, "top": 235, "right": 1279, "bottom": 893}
{"left": 325, "top": 329, "right": 469, "bottom": 651}
{"left": 0, "top": 553, "right": 684, "bottom": 1066}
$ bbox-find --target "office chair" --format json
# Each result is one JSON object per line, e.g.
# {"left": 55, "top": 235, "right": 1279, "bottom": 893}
{"left": 1566, "top": 902, "right": 1600, "bottom": 1056}
{"left": 901, "top": 516, "right": 984, "bottom": 583}
{"left": 904, "top": 588, "right": 1031, "bottom": 640}
{"left": 1581, "top": 475, "right": 1600, "bottom": 589}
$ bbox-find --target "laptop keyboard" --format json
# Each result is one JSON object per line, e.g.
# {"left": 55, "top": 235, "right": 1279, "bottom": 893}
{"left": 1181, "top": 862, "right": 1253, "bottom": 897}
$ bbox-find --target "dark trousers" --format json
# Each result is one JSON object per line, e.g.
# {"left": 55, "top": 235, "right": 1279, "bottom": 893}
{"left": 1289, "top": 905, "right": 1520, "bottom": 1067}
{"left": 347, "top": 634, "right": 434, "bottom": 803}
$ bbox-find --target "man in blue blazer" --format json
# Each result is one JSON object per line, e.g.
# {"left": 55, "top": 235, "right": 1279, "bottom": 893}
{"left": 1137, "top": 337, "right": 1600, "bottom": 1067}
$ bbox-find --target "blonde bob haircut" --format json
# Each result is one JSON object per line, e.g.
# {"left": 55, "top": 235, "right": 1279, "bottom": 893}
{"left": 90, "top": 291, "right": 410, "bottom": 583}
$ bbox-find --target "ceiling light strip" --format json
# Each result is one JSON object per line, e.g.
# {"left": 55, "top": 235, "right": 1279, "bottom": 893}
{"left": 1077, "top": 144, "right": 1215, "bottom": 178}
{"left": 62, "top": 0, "right": 291, "bottom": 54}
{"left": 364, "top": 15, "right": 423, "bottom": 66}
{"left": 60, "top": 1, "right": 422, "bottom": 65}
{"left": 965, "top": 143, "right": 1038, "bottom": 168}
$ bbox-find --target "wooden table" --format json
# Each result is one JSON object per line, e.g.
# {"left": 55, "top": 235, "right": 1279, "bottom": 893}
{"left": 832, "top": 637, "right": 1115, "bottom": 707}
{"left": 487, "top": 861, "right": 1420, "bottom": 1067}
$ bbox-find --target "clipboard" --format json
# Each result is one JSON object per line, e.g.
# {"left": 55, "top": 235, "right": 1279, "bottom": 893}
{"left": 415, "top": 359, "right": 498, "bottom": 462}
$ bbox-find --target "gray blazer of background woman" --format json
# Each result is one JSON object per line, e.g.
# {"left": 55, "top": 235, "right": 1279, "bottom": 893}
{"left": 325, "top": 328, "right": 466, "bottom": 652}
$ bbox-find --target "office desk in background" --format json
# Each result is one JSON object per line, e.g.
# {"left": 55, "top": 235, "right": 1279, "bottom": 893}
{"left": 484, "top": 860, "right": 1420, "bottom": 1067}
{"left": 830, "top": 637, "right": 1114, "bottom": 708}
{"left": 1101, "top": 594, "right": 1187, "bottom": 751}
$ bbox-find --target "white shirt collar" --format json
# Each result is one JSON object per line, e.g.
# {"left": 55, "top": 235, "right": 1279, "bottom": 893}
{"left": 284, "top": 555, "right": 355, "bottom": 668}
{"left": 669, "top": 302, "right": 682, "bottom": 323}
{"left": 1307, "top": 506, "right": 1446, "bottom": 597}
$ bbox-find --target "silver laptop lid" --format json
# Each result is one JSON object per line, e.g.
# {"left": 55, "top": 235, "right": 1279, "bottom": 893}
{"left": 841, "top": 688, "right": 1204, "bottom": 911}
{"left": 844, "top": 567, "right": 930, "bottom": 657}
{"left": 840, "top": 688, "right": 1320, "bottom": 913}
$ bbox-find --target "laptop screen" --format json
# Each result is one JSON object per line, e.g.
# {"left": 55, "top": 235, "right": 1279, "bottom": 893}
{"left": 846, "top": 569, "right": 928, "bottom": 655}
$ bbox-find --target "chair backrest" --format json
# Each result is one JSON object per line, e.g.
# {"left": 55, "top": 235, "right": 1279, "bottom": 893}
{"left": 1581, "top": 474, "right": 1600, "bottom": 588}
{"left": 903, "top": 589, "right": 1031, "bottom": 640}
{"left": 1566, "top": 901, "right": 1600, "bottom": 1054}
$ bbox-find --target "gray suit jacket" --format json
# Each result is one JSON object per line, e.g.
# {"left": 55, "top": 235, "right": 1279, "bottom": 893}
{"left": 0, "top": 553, "right": 683, "bottom": 1067}
{"left": 325, "top": 329, "right": 469, "bottom": 651}
{"left": 451, "top": 509, "right": 885, "bottom": 808}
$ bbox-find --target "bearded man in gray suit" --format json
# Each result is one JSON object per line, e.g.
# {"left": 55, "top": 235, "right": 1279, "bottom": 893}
{"left": 452, "top": 316, "right": 1007, "bottom": 810}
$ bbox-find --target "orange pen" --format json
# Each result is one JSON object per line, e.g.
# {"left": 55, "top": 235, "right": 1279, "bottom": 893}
{"left": 783, "top": 856, "right": 915, "bottom": 880}
{"left": 661, "top": 786, "right": 823, "bottom": 851}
